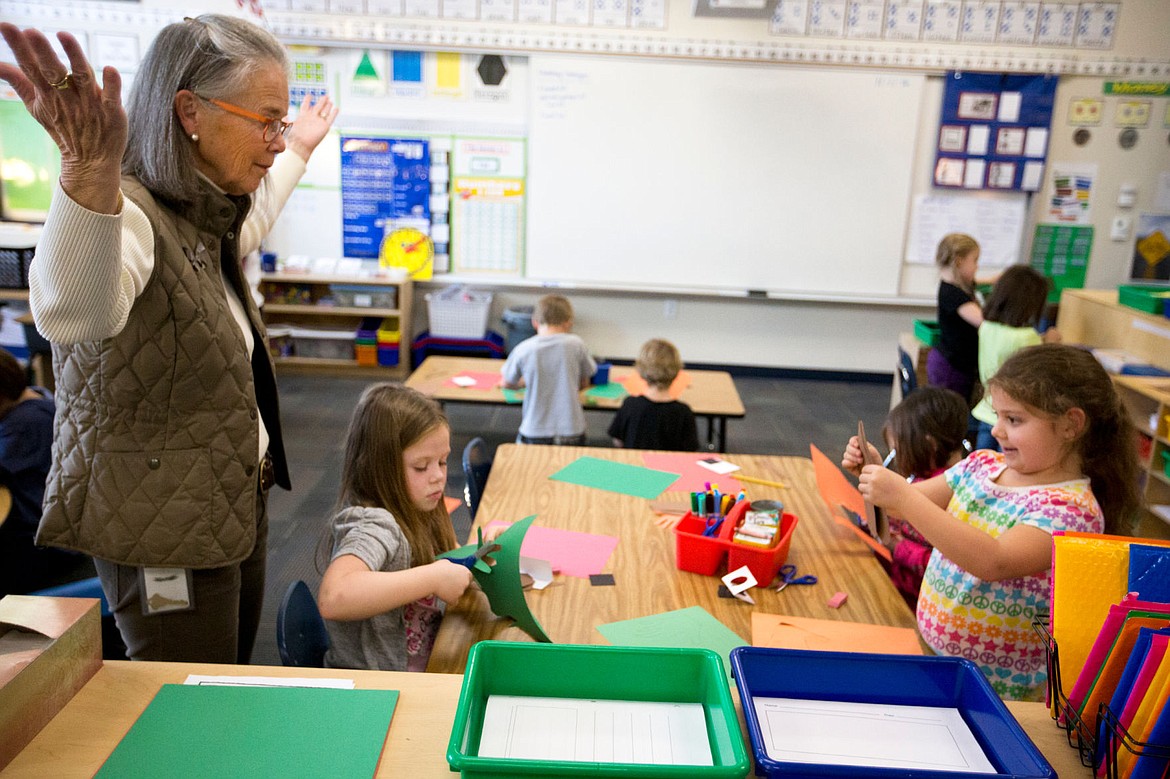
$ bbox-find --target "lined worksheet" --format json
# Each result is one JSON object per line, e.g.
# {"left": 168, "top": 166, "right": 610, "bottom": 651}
{"left": 752, "top": 697, "right": 995, "bottom": 772}
{"left": 478, "top": 695, "right": 713, "bottom": 765}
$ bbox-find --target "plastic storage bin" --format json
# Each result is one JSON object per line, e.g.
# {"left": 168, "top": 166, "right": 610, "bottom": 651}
{"left": 447, "top": 641, "right": 749, "bottom": 778}
{"left": 730, "top": 646, "right": 1056, "bottom": 779}
{"left": 427, "top": 285, "right": 493, "bottom": 339}
{"left": 0, "top": 245, "right": 34, "bottom": 289}
{"left": 673, "top": 501, "right": 799, "bottom": 586}
{"left": 502, "top": 305, "right": 536, "bottom": 354}
{"left": 1118, "top": 284, "right": 1170, "bottom": 315}
{"left": 913, "top": 319, "right": 940, "bottom": 347}
{"left": 331, "top": 284, "right": 397, "bottom": 309}
{"left": 289, "top": 326, "right": 356, "bottom": 360}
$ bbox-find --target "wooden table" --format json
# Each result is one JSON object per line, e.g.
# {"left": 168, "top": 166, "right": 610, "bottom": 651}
{"left": 2, "top": 661, "right": 1090, "bottom": 777}
{"left": 405, "top": 355, "right": 746, "bottom": 451}
{"left": 2, "top": 661, "right": 465, "bottom": 778}
{"left": 427, "top": 445, "right": 918, "bottom": 674}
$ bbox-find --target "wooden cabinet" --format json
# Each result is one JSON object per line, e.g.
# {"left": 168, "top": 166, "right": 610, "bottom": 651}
{"left": 1113, "top": 376, "right": 1170, "bottom": 538}
{"left": 1056, "top": 288, "right": 1170, "bottom": 537}
{"left": 258, "top": 273, "right": 412, "bottom": 378}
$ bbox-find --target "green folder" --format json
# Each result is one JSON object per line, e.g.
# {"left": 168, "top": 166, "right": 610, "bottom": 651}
{"left": 95, "top": 684, "right": 399, "bottom": 778}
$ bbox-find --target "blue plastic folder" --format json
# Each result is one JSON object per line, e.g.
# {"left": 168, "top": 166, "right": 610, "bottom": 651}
{"left": 95, "top": 684, "right": 399, "bottom": 778}
{"left": 1129, "top": 544, "right": 1170, "bottom": 604}
{"left": 1097, "top": 628, "right": 1170, "bottom": 773}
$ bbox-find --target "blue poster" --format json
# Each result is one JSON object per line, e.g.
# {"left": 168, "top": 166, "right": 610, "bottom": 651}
{"left": 340, "top": 136, "right": 430, "bottom": 258}
{"left": 934, "top": 73, "right": 1057, "bottom": 192}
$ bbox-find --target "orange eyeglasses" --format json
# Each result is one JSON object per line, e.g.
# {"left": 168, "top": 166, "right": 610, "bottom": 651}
{"left": 195, "top": 94, "right": 292, "bottom": 143}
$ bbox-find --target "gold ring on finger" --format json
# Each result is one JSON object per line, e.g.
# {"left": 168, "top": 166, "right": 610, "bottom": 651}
{"left": 50, "top": 73, "right": 72, "bottom": 90}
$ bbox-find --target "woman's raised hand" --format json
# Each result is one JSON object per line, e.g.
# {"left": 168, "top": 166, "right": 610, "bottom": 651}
{"left": 0, "top": 24, "right": 126, "bottom": 213}
{"left": 285, "top": 93, "right": 338, "bottom": 163}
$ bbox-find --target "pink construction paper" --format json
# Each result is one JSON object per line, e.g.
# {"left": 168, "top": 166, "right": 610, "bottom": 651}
{"left": 444, "top": 371, "right": 502, "bottom": 390}
{"left": 640, "top": 453, "right": 743, "bottom": 494}
{"left": 486, "top": 521, "right": 619, "bottom": 579}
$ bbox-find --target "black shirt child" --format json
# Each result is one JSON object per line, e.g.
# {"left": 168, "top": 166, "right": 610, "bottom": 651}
{"left": 608, "top": 395, "right": 700, "bottom": 451}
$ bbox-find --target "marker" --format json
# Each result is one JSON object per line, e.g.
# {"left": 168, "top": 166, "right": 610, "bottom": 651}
{"left": 882, "top": 448, "right": 897, "bottom": 468}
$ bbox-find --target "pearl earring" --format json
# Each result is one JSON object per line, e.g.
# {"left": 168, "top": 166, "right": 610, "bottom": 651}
{"left": 191, "top": 133, "right": 199, "bottom": 142}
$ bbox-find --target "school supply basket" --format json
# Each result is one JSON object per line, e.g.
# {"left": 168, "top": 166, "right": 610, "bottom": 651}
{"left": 426, "top": 285, "right": 493, "bottom": 339}
{"left": 730, "top": 646, "right": 1057, "bottom": 778}
{"left": 0, "top": 245, "right": 34, "bottom": 289}
{"left": 1033, "top": 618, "right": 1170, "bottom": 778}
{"left": 446, "top": 641, "right": 749, "bottom": 778}
{"left": 673, "top": 501, "right": 798, "bottom": 587}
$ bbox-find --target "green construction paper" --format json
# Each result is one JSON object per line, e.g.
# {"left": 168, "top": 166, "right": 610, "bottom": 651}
{"left": 596, "top": 606, "right": 747, "bottom": 680}
{"left": 438, "top": 515, "right": 551, "bottom": 643}
{"left": 502, "top": 388, "right": 524, "bottom": 404}
{"left": 584, "top": 382, "right": 628, "bottom": 400}
{"left": 95, "top": 685, "right": 398, "bottom": 778}
{"left": 550, "top": 456, "right": 680, "bottom": 499}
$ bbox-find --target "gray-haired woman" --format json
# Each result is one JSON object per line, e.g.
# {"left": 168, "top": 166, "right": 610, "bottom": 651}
{"left": 0, "top": 15, "right": 337, "bottom": 663}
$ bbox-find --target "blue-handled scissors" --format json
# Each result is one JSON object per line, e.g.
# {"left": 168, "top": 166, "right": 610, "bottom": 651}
{"left": 774, "top": 564, "right": 817, "bottom": 591}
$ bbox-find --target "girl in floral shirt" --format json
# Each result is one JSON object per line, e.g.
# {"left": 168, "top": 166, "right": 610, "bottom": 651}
{"left": 859, "top": 345, "right": 1139, "bottom": 700}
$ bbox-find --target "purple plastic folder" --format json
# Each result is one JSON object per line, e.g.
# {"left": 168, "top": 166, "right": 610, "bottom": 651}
{"left": 1067, "top": 593, "right": 1170, "bottom": 714}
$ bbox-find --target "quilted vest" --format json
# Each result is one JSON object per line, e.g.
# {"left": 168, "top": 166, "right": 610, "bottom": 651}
{"left": 36, "top": 176, "right": 290, "bottom": 568}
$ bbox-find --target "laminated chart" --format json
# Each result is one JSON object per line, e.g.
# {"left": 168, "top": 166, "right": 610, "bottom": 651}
{"left": 451, "top": 137, "right": 526, "bottom": 274}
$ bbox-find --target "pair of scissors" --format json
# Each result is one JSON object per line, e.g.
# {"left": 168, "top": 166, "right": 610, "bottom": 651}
{"left": 701, "top": 515, "right": 724, "bottom": 537}
{"left": 774, "top": 564, "right": 817, "bottom": 591}
{"left": 446, "top": 529, "right": 500, "bottom": 573}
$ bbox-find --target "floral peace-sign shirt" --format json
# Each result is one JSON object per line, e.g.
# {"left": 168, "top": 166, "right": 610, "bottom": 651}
{"left": 917, "top": 450, "right": 1102, "bottom": 701}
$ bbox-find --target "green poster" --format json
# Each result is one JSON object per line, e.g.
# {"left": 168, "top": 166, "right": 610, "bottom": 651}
{"left": 1030, "top": 223, "right": 1093, "bottom": 303}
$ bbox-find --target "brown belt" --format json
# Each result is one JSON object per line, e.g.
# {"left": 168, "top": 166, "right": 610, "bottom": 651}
{"left": 259, "top": 453, "right": 275, "bottom": 492}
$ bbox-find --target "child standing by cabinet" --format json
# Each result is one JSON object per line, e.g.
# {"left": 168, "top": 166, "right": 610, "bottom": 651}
{"left": 928, "top": 233, "right": 983, "bottom": 405}
{"left": 971, "top": 265, "right": 1062, "bottom": 451}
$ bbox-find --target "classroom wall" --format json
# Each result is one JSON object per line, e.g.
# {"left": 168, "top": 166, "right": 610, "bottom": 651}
{"left": 4, "top": 0, "right": 1169, "bottom": 372}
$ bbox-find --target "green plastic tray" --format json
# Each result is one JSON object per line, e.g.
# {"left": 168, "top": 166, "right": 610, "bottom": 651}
{"left": 446, "top": 642, "right": 749, "bottom": 778}
{"left": 913, "top": 319, "right": 940, "bottom": 347}
{"left": 1118, "top": 284, "right": 1170, "bottom": 314}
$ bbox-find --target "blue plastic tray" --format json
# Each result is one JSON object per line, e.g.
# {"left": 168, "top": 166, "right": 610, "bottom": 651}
{"left": 730, "top": 647, "right": 1056, "bottom": 778}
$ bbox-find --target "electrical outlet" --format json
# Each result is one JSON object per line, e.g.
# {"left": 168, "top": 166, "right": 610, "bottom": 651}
{"left": 1110, "top": 215, "right": 1131, "bottom": 241}
{"left": 663, "top": 299, "right": 678, "bottom": 320}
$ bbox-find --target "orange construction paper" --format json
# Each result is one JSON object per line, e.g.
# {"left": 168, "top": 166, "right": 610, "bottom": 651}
{"left": 620, "top": 370, "right": 691, "bottom": 400}
{"left": 444, "top": 496, "right": 463, "bottom": 514}
{"left": 751, "top": 613, "right": 922, "bottom": 655}
{"left": 809, "top": 444, "right": 892, "bottom": 563}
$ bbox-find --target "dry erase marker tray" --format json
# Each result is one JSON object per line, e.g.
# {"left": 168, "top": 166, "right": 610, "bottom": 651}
{"left": 673, "top": 501, "right": 799, "bottom": 587}
{"left": 446, "top": 642, "right": 749, "bottom": 778}
{"left": 729, "top": 646, "right": 1056, "bottom": 779}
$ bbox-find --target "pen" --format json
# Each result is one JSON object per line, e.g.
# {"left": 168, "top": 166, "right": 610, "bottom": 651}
{"left": 882, "top": 448, "right": 897, "bottom": 468}
{"left": 735, "top": 474, "right": 788, "bottom": 489}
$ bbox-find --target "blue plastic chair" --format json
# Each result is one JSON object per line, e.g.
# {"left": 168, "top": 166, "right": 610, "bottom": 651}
{"left": 32, "top": 576, "right": 110, "bottom": 617}
{"left": 276, "top": 580, "right": 329, "bottom": 668}
{"left": 462, "top": 437, "right": 493, "bottom": 522}
{"left": 897, "top": 347, "right": 918, "bottom": 398}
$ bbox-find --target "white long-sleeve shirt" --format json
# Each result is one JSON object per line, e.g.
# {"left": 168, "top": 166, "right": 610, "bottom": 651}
{"left": 29, "top": 152, "right": 307, "bottom": 460}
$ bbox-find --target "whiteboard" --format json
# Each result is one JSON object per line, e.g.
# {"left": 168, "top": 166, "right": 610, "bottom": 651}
{"left": 526, "top": 56, "right": 926, "bottom": 297}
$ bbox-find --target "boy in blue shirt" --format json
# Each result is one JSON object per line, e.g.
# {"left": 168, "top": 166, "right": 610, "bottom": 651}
{"left": 501, "top": 295, "right": 596, "bottom": 445}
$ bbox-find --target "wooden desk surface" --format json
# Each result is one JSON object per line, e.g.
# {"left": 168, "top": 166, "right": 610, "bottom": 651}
{"left": 428, "top": 445, "right": 916, "bottom": 675}
{"left": 2, "top": 661, "right": 464, "bottom": 779}
{"left": 405, "top": 355, "right": 746, "bottom": 418}
{"left": 3, "top": 662, "right": 1088, "bottom": 778}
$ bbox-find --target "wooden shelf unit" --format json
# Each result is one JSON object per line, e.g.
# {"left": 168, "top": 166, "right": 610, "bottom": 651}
{"left": 259, "top": 273, "right": 412, "bottom": 379}
{"left": 1113, "top": 376, "right": 1170, "bottom": 537}
{"left": 1057, "top": 289, "right": 1170, "bottom": 537}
